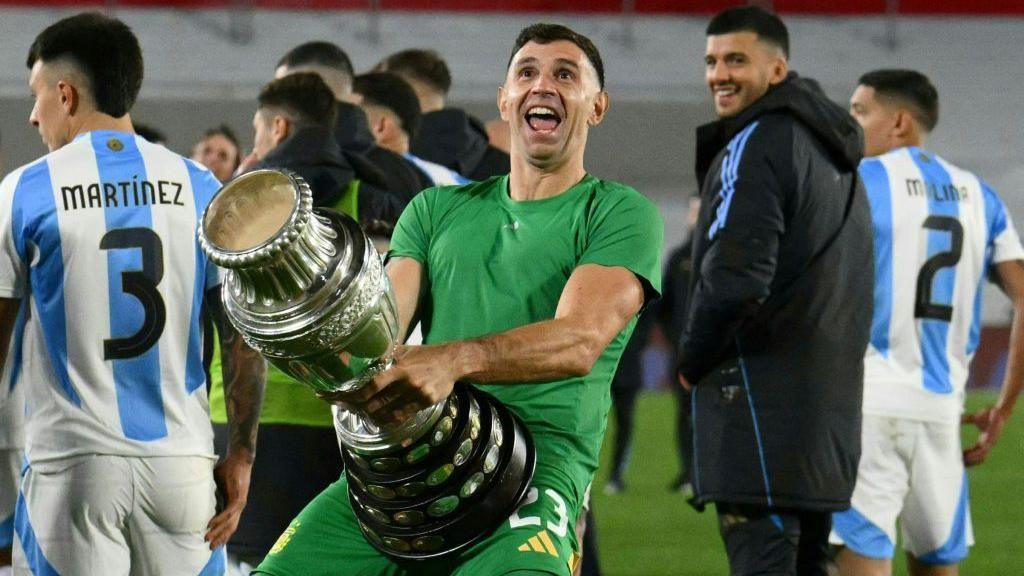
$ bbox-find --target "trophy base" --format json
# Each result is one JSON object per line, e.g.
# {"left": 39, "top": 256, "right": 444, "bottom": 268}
{"left": 344, "top": 386, "right": 537, "bottom": 560}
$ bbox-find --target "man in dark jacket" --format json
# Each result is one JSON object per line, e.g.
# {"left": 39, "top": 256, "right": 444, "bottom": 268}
{"left": 251, "top": 73, "right": 409, "bottom": 226}
{"left": 274, "top": 41, "right": 425, "bottom": 203}
{"left": 676, "top": 7, "right": 873, "bottom": 575}
{"left": 375, "top": 48, "right": 510, "bottom": 180}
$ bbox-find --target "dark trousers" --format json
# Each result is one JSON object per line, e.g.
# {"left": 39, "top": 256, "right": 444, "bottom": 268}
{"left": 715, "top": 502, "right": 831, "bottom": 576}
{"left": 608, "top": 379, "right": 639, "bottom": 482}
{"left": 672, "top": 384, "right": 693, "bottom": 483}
{"left": 580, "top": 508, "right": 602, "bottom": 576}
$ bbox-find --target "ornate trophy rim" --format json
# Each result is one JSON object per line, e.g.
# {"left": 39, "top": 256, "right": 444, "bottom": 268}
{"left": 197, "top": 169, "right": 311, "bottom": 270}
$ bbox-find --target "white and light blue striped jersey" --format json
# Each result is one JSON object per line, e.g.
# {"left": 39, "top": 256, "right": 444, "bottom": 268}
{"left": 0, "top": 130, "right": 222, "bottom": 472}
{"left": 863, "top": 146, "right": 1024, "bottom": 423}
{"left": 404, "top": 153, "right": 471, "bottom": 186}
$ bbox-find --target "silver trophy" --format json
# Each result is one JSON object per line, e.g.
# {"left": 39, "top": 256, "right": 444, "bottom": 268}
{"left": 198, "top": 170, "right": 535, "bottom": 559}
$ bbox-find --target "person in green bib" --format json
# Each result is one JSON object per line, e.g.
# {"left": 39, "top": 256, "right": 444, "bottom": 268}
{"left": 254, "top": 23, "right": 663, "bottom": 576}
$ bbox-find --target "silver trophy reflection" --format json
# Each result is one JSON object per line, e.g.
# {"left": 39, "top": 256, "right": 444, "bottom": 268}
{"left": 198, "top": 170, "right": 535, "bottom": 559}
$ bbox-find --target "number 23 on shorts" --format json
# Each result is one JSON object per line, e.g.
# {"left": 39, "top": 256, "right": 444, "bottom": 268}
{"left": 508, "top": 486, "right": 571, "bottom": 559}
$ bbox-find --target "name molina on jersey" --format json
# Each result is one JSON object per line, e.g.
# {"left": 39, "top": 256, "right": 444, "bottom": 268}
{"left": 905, "top": 178, "right": 969, "bottom": 203}
{"left": 61, "top": 177, "right": 185, "bottom": 211}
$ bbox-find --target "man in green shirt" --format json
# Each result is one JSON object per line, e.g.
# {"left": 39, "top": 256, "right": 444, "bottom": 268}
{"left": 255, "top": 23, "right": 663, "bottom": 576}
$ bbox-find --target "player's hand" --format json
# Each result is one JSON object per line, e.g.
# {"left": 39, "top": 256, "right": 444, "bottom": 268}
{"left": 348, "top": 344, "right": 458, "bottom": 426}
{"left": 206, "top": 450, "right": 254, "bottom": 550}
{"left": 961, "top": 405, "right": 1011, "bottom": 467}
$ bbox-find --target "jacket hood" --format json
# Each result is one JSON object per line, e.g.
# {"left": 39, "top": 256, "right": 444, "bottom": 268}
{"left": 410, "top": 108, "right": 490, "bottom": 174}
{"left": 334, "top": 101, "right": 377, "bottom": 154}
{"left": 696, "top": 73, "right": 863, "bottom": 183}
{"left": 256, "top": 126, "right": 355, "bottom": 207}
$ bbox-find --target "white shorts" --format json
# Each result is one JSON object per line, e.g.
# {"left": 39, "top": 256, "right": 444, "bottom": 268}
{"left": 0, "top": 449, "right": 20, "bottom": 550}
{"left": 829, "top": 414, "right": 973, "bottom": 564}
{"left": 13, "top": 454, "right": 226, "bottom": 575}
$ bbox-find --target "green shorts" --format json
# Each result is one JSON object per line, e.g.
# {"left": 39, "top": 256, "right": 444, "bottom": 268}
{"left": 254, "top": 467, "right": 581, "bottom": 576}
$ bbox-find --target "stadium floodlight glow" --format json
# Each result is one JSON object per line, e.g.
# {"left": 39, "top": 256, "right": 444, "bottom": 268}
{"left": 198, "top": 169, "right": 536, "bottom": 559}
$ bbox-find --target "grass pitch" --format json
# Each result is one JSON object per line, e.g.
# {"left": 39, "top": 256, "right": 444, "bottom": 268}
{"left": 592, "top": 391, "right": 1022, "bottom": 575}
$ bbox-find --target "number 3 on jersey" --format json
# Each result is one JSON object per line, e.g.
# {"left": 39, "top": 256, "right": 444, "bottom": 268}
{"left": 100, "top": 227, "right": 167, "bottom": 359}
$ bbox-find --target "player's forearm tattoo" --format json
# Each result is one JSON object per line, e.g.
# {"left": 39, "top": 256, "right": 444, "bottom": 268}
{"left": 208, "top": 289, "right": 265, "bottom": 458}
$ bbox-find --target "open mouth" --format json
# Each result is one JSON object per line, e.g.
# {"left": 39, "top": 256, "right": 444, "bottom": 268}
{"left": 525, "top": 106, "right": 562, "bottom": 133}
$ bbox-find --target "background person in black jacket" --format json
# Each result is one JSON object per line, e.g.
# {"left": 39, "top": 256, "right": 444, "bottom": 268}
{"left": 273, "top": 41, "right": 425, "bottom": 202}
{"left": 659, "top": 194, "right": 701, "bottom": 496}
{"left": 676, "top": 7, "right": 873, "bottom": 576}
{"left": 375, "top": 48, "right": 511, "bottom": 180}
{"left": 250, "top": 73, "right": 408, "bottom": 225}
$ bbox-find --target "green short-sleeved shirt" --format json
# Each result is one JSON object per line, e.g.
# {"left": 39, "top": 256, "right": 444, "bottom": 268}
{"left": 389, "top": 174, "right": 663, "bottom": 509}
{"left": 255, "top": 174, "right": 663, "bottom": 576}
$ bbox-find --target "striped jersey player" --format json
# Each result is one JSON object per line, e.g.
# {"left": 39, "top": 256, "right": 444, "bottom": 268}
{"left": 0, "top": 13, "right": 265, "bottom": 575}
{"left": 860, "top": 145, "right": 1023, "bottom": 423}
{"left": 832, "top": 69, "right": 1024, "bottom": 574}
{"left": 0, "top": 131, "right": 221, "bottom": 472}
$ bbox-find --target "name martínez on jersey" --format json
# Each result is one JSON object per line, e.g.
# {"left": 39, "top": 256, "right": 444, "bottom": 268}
{"left": 905, "top": 178, "right": 969, "bottom": 203}
{"left": 61, "top": 178, "right": 184, "bottom": 211}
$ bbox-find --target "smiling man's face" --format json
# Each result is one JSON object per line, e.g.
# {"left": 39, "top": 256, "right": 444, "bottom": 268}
{"left": 498, "top": 40, "right": 607, "bottom": 169}
{"left": 704, "top": 31, "right": 786, "bottom": 119}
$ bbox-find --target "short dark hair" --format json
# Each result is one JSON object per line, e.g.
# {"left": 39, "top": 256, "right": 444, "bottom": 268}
{"left": 376, "top": 49, "right": 452, "bottom": 96}
{"left": 276, "top": 41, "right": 354, "bottom": 80}
{"left": 133, "top": 123, "right": 166, "bottom": 145}
{"left": 508, "top": 23, "right": 605, "bottom": 89}
{"left": 706, "top": 6, "right": 789, "bottom": 59}
{"left": 353, "top": 72, "right": 422, "bottom": 140}
{"left": 26, "top": 12, "right": 144, "bottom": 118}
{"left": 858, "top": 69, "right": 939, "bottom": 132}
{"left": 258, "top": 73, "right": 338, "bottom": 128}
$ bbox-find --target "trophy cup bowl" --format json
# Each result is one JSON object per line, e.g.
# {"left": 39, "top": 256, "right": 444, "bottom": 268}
{"left": 198, "top": 169, "right": 536, "bottom": 559}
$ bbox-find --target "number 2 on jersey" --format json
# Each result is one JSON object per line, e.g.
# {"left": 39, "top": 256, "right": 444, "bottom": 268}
{"left": 915, "top": 215, "right": 964, "bottom": 322}
{"left": 100, "top": 227, "right": 167, "bottom": 359}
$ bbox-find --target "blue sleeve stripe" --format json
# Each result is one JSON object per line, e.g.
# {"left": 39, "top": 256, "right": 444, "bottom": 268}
{"left": 14, "top": 161, "right": 81, "bottom": 407}
{"left": 708, "top": 121, "right": 760, "bottom": 240}
{"left": 860, "top": 159, "right": 893, "bottom": 357}
{"left": 184, "top": 160, "right": 217, "bottom": 395}
{"left": 969, "top": 181, "right": 1005, "bottom": 355}
{"left": 92, "top": 132, "right": 168, "bottom": 441}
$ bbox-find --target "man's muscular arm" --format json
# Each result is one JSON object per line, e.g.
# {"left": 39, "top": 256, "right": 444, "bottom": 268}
{"left": 388, "top": 256, "right": 427, "bottom": 345}
{"left": 204, "top": 287, "right": 266, "bottom": 549}
{"left": 344, "top": 263, "right": 645, "bottom": 423}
